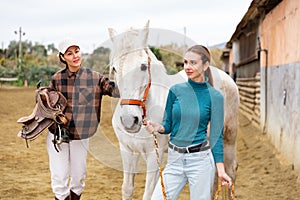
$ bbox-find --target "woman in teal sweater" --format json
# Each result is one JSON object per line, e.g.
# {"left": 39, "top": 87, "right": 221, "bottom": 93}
{"left": 145, "top": 45, "right": 232, "bottom": 200}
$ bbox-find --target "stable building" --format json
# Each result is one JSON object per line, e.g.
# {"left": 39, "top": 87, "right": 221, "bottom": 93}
{"left": 226, "top": 0, "right": 300, "bottom": 176}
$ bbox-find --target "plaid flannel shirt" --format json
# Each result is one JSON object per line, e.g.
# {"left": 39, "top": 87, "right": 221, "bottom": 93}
{"left": 49, "top": 67, "right": 119, "bottom": 139}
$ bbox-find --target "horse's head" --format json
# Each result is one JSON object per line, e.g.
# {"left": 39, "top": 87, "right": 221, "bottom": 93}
{"left": 109, "top": 21, "right": 152, "bottom": 133}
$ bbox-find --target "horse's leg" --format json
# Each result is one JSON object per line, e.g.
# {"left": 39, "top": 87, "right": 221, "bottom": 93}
{"left": 223, "top": 134, "right": 238, "bottom": 181}
{"left": 122, "top": 172, "right": 136, "bottom": 200}
{"left": 223, "top": 123, "right": 238, "bottom": 200}
{"left": 141, "top": 148, "right": 164, "bottom": 200}
{"left": 120, "top": 145, "right": 140, "bottom": 200}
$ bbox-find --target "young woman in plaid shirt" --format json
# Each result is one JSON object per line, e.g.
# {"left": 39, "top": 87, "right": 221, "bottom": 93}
{"left": 47, "top": 38, "right": 119, "bottom": 200}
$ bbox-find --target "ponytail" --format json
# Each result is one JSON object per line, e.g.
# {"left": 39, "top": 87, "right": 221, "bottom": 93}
{"left": 205, "top": 66, "right": 214, "bottom": 87}
{"left": 58, "top": 52, "right": 67, "bottom": 66}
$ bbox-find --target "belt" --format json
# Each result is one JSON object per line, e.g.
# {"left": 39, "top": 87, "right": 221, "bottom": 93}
{"left": 168, "top": 141, "right": 210, "bottom": 153}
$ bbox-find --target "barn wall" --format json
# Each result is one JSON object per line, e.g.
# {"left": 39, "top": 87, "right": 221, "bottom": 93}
{"left": 260, "top": 0, "right": 300, "bottom": 175}
{"left": 261, "top": 0, "right": 300, "bottom": 67}
{"left": 264, "top": 63, "right": 300, "bottom": 174}
{"left": 232, "top": 34, "right": 261, "bottom": 126}
{"left": 237, "top": 60, "right": 260, "bottom": 78}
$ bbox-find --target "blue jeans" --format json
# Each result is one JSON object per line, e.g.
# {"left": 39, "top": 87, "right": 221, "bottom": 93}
{"left": 151, "top": 146, "right": 216, "bottom": 200}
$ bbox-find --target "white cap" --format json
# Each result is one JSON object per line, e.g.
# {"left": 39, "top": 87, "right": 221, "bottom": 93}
{"left": 58, "top": 38, "right": 80, "bottom": 54}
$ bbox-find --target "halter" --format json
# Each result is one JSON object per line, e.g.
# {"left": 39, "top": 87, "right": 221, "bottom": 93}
{"left": 120, "top": 48, "right": 152, "bottom": 119}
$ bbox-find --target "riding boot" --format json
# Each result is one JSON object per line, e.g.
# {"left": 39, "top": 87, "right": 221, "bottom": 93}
{"left": 70, "top": 190, "right": 81, "bottom": 200}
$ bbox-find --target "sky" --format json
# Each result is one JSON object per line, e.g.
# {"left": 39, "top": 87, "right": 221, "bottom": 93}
{"left": 1, "top": 0, "right": 253, "bottom": 53}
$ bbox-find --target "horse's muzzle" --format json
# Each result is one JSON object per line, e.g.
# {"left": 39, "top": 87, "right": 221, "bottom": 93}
{"left": 120, "top": 115, "right": 142, "bottom": 133}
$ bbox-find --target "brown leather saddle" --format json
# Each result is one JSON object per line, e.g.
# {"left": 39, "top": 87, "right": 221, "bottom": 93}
{"left": 17, "top": 86, "right": 68, "bottom": 150}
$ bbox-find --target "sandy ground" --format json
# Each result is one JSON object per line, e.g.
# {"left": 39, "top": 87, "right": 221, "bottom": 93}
{"left": 0, "top": 87, "right": 299, "bottom": 200}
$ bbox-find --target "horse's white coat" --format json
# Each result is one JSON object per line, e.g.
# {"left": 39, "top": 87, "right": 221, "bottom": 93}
{"left": 109, "top": 21, "right": 239, "bottom": 200}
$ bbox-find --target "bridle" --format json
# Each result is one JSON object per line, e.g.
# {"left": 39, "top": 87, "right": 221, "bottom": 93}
{"left": 119, "top": 48, "right": 152, "bottom": 119}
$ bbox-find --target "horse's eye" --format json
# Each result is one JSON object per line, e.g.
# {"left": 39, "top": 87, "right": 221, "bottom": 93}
{"left": 141, "top": 63, "right": 147, "bottom": 71}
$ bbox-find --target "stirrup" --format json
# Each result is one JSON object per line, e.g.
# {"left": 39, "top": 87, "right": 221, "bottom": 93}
{"left": 52, "top": 124, "right": 63, "bottom": 152}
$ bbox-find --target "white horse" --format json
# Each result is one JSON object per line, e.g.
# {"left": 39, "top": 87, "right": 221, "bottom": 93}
{"left": 108, "top": 21, "right": 239, "bottom": 200}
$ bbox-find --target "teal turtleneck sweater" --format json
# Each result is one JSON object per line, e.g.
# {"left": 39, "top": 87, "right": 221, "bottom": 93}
{"left": 162, "top": 78, "right": 224, "bottom": 163}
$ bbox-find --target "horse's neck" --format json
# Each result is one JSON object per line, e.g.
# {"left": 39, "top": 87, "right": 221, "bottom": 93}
{"left": 149, "top": 62, "right": 186, "bottom": 100}
{"left": 146, "top": 65, "right": 186, "bottom": 122}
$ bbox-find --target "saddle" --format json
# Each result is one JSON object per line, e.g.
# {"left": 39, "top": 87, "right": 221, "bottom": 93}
{"left": 17, "top": 85, "right": 68, "bottom": 150}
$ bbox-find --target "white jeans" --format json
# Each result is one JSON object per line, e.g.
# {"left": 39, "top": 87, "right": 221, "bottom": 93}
{"left": 46, "top": 132, "right": 89, "bottom": 200}
{"left": 151, "top": 147, "right": 216, "bottom": 200}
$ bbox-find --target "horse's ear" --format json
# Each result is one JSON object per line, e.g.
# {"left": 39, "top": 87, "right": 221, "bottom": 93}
{"left": 144, "top": 20, "right": 150, "bottom": 30}
{"left": 143, "top": 20, "right": 150, "bottom": 45}
{"left": 108, "top": 28, "right": 117, "bottom": 42}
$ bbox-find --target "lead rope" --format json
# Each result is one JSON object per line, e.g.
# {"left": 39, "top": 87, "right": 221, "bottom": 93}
{"left": 213, "top": 182, "right": 234, "bottom": 200}
{"left": 152, "top": 132, "right": 168, "bottom": 200}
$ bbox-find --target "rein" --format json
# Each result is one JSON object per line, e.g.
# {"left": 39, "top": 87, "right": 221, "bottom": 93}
{"left": 152, "top": 132, "right": 168, "bottom": 200}
{"left": 119, "top": 48, "right": 152, "bottom": 119}
{"left": 213, "top": 182, "right": 235, "bottom": 200}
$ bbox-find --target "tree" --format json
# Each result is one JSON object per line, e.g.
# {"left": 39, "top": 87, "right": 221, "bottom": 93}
{"left": 93, "top": 46, "right": 110, "bottom": 55}
{"left": 47, "top": 43, "right": 57, "bottom": 54}
{"left": 149, "top": 46, "right": 162, "bottom": 60}
{"left": 85, "top": 47, "right": 111, "bottom": 74}
{"left": 31, "top": 43, "right": 47, "bottom": 57}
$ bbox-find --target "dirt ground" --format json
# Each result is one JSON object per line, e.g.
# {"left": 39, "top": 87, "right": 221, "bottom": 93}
{"left": 0, "top": 87, "right": 299, "bottom": 200}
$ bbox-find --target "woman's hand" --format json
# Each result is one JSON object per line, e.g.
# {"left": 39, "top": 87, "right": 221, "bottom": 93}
{"left": 216, "top": 163, "right": 232, "bottom": 186}
{"left": 218, "top": 171, "right": 232, "bottom": 186}
{"left": 143, "top": 120, "right": 164, "bottom": 135}
{"left": 143, "top": 120, "right": 156, "bottom": 135}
